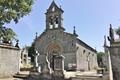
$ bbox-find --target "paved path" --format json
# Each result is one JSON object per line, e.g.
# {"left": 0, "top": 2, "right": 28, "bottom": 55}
{"left": 65, "top": 70, "right": 109, "bottom": 80}
{"left": 0, "top": 71, "right": 109, "bottom": 80}
{"left": 0, "top": 78, "right": 23, "bottom": 80}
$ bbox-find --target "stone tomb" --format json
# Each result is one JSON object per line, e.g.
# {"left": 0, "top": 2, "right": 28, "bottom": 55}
{"left": 39, "top": 54, "right": 64, "bottom": 80}
{"left": 29, "top": 53, "right": 65, "bottom": 80}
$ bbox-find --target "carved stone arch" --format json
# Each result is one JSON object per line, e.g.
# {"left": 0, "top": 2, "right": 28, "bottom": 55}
{"left": 45, "top": 42, "right": 63, "bottom": 70}
{"left": 46, "top": 42, "right": 63, "bottom": 54}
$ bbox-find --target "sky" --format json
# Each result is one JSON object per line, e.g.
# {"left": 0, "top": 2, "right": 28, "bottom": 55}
{"left": 5, "top": 0, "right": 120, "bottom": 52}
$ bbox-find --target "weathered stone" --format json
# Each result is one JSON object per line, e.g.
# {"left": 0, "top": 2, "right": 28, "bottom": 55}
{"left": 52, "top": 54, "right": 65, "bottom": 80}
{"left": 0, "top": 44, "right": 20, "bottom": 78}
{"left": 106, "top": 24, "right": 120, "bottom": 80}
{"left": 21, "top": 48, "right": 31, "bottom": 67}
{"left": 35, "top": 1, "right": 98, "bottom": 72}
{"left": 109, "top": 45, "right": 120, "bottom": 80}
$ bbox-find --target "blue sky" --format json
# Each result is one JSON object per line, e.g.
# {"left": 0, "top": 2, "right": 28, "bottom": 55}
{"left": 5, "top": 0, "right": 120, "bottom": 52}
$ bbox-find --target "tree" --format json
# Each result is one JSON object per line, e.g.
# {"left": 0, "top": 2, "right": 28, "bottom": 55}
{"left": 0, "top": 25, "right": 3, "bottom": 39}
{"left": 28, "top": 42, "right": 36, "bottom": 63}
{"left": 0, "top": 0, "right": 34, "bottom": 25}
{"left": 115, "top": 27, "right": 120, "bottom": 38}
{"left": 0, "top": 0, "right": 34, "bottom": 43}
{"left": 97, "top": 52, "right": 105, "bottom": 67}
{"left": 0, "top": 25, "right": 16, "bottom": 44}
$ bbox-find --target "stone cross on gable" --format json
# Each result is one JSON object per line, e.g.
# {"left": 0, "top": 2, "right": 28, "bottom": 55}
{"left": 73, "top": 26, "right": 76, "bottom": 34}
{"left": 35, "top": 32, "right": 38, "bottom": 38}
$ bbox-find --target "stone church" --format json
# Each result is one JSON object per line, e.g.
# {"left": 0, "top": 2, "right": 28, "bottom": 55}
{"left": 35, "top": 1, "right": 98, "bottom": 71}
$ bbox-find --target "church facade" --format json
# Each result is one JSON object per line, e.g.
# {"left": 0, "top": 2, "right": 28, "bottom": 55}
{"left": 35, "top": 1, "right": 98, "bottom": 71}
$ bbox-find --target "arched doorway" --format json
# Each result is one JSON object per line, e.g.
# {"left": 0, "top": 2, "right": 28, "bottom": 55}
{"left": 46, "top": 42, "right": 63, "bottom": 70}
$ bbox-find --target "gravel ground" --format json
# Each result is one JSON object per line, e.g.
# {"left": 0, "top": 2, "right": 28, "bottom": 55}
{"left": 0, "top": 78, "right": 23, "bottom": 80}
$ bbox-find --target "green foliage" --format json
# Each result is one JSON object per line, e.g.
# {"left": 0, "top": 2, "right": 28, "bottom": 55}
{"left": 97, "top": 52, "right": 105, "bottom": 67}
{"left": 0, "top": 0, "right": 34, "bottom": 43}
{"left": 115, "top": 27, "right": 120, "bottom": 38}
{"left": 0, "top": 0, "right": 34, "bottom": 24}
{"left": 0, "top": 26, "right": 16, "bottom": 43}
{"left": 28, "top": 43, "right": 35, "bottom": 63}
{"left": 0, "top": 25, "right": 3, "bottom": 38}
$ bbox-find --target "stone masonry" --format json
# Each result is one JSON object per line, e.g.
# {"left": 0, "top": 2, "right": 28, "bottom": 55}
{"left": 0, "top": 44, "right": 20, "bottom": 78}
{"left": 107, "top": 24, "right": 120, "bottom": 80}
{"left": 35, "top": 1, "right": 98, "bottom": 72}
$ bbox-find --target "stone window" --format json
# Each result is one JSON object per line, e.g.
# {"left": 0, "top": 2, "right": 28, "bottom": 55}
{"left": 55, "top": 16, "right": 59, "bottom": 24}
{"left": 72, "top": 40, "right": 74, "bottom": 46}
{"left": 89, "top": 52, "right": 90, "bottom": 55}
{"left": 52, "top": 7, "right": 55, "bottom": 12}
{"left": 54, "top": 16, "right": 59, "bottom": 28}
{"left": 24, "top": 54, "right": 26, "bottom": 57}
{"left": 83, "top": 50, "right": 86, "bottom": 53}
{"left": 49, "top": 16, "right": 53, "bottom": 29}
{"left": 24, "top": 58, "right": 26, "bottom": 61}
{"left": 50, "top": 17, "right": 53, "bottom": 25}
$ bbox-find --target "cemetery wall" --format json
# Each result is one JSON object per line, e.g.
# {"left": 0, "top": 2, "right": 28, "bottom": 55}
{"left": 0, "top": 44, "right": 20, "bottom": 78}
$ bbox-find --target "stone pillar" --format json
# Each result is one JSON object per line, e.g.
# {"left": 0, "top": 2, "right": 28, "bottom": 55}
{"left": 34, "top": 50, "right": 41, "bottom": 73}
{"left": 109, "top": 46, "right": 120, "bottom": 80}
{"left": 53, "top": 54, "right": 64, "bottom": 80}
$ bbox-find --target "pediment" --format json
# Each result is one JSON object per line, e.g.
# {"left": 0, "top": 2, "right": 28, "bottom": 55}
{"left": 47, "top": 1, "right": 64, "bottom": 13}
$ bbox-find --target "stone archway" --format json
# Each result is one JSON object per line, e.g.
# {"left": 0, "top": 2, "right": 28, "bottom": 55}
{"left": 46, "top": 42, "right": 63, "bottom": 70}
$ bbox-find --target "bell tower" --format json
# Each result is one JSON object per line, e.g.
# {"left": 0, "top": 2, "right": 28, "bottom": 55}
{"left": 45, "top": 1, "right": 65, "bottom": 31}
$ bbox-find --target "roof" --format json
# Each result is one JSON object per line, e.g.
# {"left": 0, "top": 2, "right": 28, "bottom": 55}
{"left": 47, "top": 1, "right": 64, "bottom": 13}
{"left": 76, "top": 38, "right": 97, "bottom": 53}
{"left": 36, "top": 30, "right": 97, "bottom": 53}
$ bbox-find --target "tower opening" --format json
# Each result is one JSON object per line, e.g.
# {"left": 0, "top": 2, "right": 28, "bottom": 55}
{"left": 45, "top": 1, "right": 64, "bottom": 30}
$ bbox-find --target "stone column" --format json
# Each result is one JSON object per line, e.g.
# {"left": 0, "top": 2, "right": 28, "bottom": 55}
{"left": 53, "top": 54, "right": 65, "bottom": 80}
{"left": 34, "top": 50, "right": 41, "bottom": 73}
{"left": 109, "top": 46, "right": 120, "bottom": 80}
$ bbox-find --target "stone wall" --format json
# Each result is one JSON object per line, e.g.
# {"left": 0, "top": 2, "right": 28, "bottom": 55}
{"left": 35, "top": 30, "right": 77, "bottom": 70}
{"left": 35, "top": 30, "right": 76, "bottom": 55}
{"left": 0, "top": 44, "right": 20, "bottom": 78}
{"left": 35, "top": 29, "right": 98, "bottom": 71}
{"left": 62, "top": 52, "right": 76, "bottom": 70}
{"left": 37, "top": 52, "right": 76, "bottom": 70}
{"left": 76, "top": 43, "right": 98, "bottom": 71}
{"left": 109, "top": 44, "right": 120, "bottom": 80}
